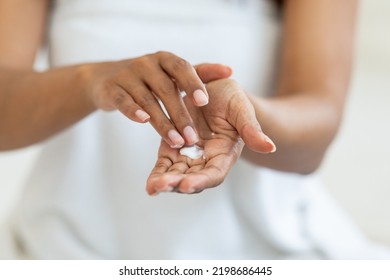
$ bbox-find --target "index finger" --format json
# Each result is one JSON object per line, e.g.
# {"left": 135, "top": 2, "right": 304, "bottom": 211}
{"left": 157, "top": 51, "right": 209, "bottom": 107}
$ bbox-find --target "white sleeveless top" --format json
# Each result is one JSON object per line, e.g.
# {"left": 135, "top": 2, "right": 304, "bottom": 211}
{"left": 12, "top": 0, "right": 388, "bottom": 259}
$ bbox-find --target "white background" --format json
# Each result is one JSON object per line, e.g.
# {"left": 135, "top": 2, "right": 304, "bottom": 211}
{"left": 1, "top": 0, "right": 390, "bottom": 256}
{"left": 0, "top": 260, "right": 390, "bottom": 280}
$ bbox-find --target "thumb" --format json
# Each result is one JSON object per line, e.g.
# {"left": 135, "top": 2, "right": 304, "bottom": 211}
{"left": 194, "top": 63, "right": 233, "bottom": 83}
{"left": 240, "top": 123, "right": 277, "bottom": 153}
{"left": 234, "top": 101, "right": 276, "bottom": 154}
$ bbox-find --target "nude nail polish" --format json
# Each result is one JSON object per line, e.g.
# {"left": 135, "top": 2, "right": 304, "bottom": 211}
{"left": 183, "top": 126, "right": 199, "bottom": 144}
{"left": 263, "top": 134, "right": 277, "bottom": 153}
{"left": 193, "top": 89, "right": 208, "bottom": 106}
{"left": 135, "top": 109, "right": 150, "bottom": 122}
{"left": 168, "top": 130, "right": 185, "bottom": 148}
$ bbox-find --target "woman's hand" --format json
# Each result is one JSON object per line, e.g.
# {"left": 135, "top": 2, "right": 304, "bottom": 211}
{"left": 146, "top": 79, "right": 276, "bottom": 195}
{"left": 82, "top": 51, "right": 232, "bottom": 148}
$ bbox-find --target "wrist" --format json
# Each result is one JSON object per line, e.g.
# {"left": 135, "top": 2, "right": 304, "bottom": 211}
{"left": 74, "top": 62, "right": 100, "bottom": 112}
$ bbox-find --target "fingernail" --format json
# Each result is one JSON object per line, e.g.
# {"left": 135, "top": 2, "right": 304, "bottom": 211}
{"left": 193, "top": 89, "right": 208, "bottom": 106}
{"left": 168, "top": 130, "right": 185, "bottom": 148}
{"left": 263, "top": 134, "right": 277, "bottom": 153}
{"left": 183, "top": 126, "right": 199, "bottom": 144}
{"left": 135, "top": 109, "right": 150, "bottom": 122}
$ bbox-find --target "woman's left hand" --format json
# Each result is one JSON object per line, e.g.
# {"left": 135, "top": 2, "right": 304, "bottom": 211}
{"left": 146, "top": 79, "right": 276, "bottom": 195}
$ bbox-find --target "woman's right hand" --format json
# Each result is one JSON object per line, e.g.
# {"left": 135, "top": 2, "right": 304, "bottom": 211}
{"left": 80, "top": 51, "right": 232, "bottom": 148}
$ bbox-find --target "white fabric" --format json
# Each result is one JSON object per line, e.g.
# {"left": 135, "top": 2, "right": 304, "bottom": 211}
{"left": 9, "top": 0, "right": 390, "bottom": 259}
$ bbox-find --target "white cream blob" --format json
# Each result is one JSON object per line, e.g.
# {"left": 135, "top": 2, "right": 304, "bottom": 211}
{"left": 179, "top": 145, "right": 204, "bottom": 160}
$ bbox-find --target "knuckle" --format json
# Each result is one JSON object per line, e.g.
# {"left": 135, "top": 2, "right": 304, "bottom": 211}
{"left": 137, "top": 93, "right": 156, "bottom": 109}
{"left": 94, "top": 81, "right": 116, "bottom": 110}
{"left": 155, "top": 117, "right": 171, "bottom": 132}
{"left": 112, "top": 90, "right": 127, "bottom": 108}
{"left": 129, "top": 56, "right": 154, "bottom": 73}
{"left": 171, "top": 57, "right": 191, "bottom": 72}
{"left": 139, "top": 55, "right": 153, "bottom": 65}
{"left": 155, "top": 50, "right": 173, "bottom": 58}
{"left": 155, "top": 81, "right": 176, "bottom": 97}
{"left": 170, "top": 109, "right": 190, "bottom": 127}
{"left": 98, "top": 79, "right": 114, "bottom": 93}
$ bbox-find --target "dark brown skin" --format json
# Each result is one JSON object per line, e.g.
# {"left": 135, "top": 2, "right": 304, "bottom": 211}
{"left": 241, "top": 0, "right": 358, "bottom": 174}
{"left": 0, "top": 1, "right": 234, "bottom": 150}
{"left": 147, "top": 0, "right": 358, "bottom": 194}
{"left": 0, "top": 0, "right": 358, "bottom": 194}
{"left": 147, "top": 79, "right": 276, "bottom": 195}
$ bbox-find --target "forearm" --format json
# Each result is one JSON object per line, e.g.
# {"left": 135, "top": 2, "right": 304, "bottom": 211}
{"left": 0, "top": 65, "right": 94, "bottom": 150}
{"left": 243, "top": 91, "right": 344, "bottom": 174}
{"left": 241, "top": 0, "right": 357, "bottom": 174}
{"left": 0, "top": 60, "right": 232, "bottom": 151}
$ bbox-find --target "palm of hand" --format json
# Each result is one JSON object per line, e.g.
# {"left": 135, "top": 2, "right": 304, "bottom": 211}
{"left": 147, "top": 80, "right": 246, "bottom": 195}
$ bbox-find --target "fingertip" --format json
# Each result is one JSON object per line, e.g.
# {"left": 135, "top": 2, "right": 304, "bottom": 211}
{"left": 193, "top": 89, "right": 209, "bottom": 106}
{"left": 135, "top": 109, "right": 151, "bottom": 123}
{"left": 153, "top": 186, "right": 174, "bottom": 194}
{"left": 178, "top": 185, "right": 197, "bottom": 194}
{"left": 262, "top": 133, "right": 277, "bottom": 153}
{"left": 179, "top": 186, "right": 197, "bottom": 194}
{"left": 253, "top": 131, "right": 276, "bottom": 153}
{"left": 194, "top": 63, "right": 233, "bottom": 83}
{"left": 168, "top": 130, "right": 185, "bottom": 148}
{"left": 183, "top": 126, "right": 199, "bottom": 145}
{"left": 242, "top": 125, "right": 276, "bottom": 153}
{"left": 146, "top": 178, "right": 157, "bottom": 196}
{"left": 146, "top": 185, "right": 159, "bottom": 196}
{"left": 154, "top": 174, "right": 184, "bottom": 193}
{"left": 221, "top": 65, "right": 233, "bottom": 77}
{"left": 178, "top": 174, "right": 209, "bottom": 194}
{"left": 177, "top": 176, "right": 195, "bottom": 194}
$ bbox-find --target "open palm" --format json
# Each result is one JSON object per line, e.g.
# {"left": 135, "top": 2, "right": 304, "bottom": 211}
{"left": 147, "top": 79, "right": 276, "bottom": 195}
